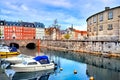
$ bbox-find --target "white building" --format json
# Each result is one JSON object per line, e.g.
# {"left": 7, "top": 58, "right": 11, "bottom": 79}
{"left": 86, "top": 6, "right": 120, "bottom": 41}
{"left": 34, "top": 22, "right": 45, "bottom": 40}
{"left": 0, "top": 20, "right": 5, "bottom": 39}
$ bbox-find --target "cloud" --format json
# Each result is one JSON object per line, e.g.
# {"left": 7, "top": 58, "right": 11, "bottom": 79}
{"left": 21, "top": 5, "right": 29, "bottom": 11}
{"left": 4, "top": 2, "right": 19, "bottom": 11}
{"left": 0, "top": 0, "right": 119, "bottom": 30}
{"left": 70, "top": 25, "right": 87, "bottom": 31}
{"left": 101, "top": 0, "right": 113, "bottom": 4}
{"left": 1, "top": 9, "right": 11, "bottom": 14}
{"left": 37, "top": 0, "right": 72, "bottom": 8}
{"left": 2, "top": 1, "right": 29, "bottom": 11}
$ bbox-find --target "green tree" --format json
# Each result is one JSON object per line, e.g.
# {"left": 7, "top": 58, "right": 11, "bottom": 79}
{"left": 64, "top": 33, "right": 70, "bottom": 40}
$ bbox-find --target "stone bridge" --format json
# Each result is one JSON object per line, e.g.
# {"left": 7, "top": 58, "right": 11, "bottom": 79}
{"left": 0, "top": 39, "right": 40, "bottom": 49}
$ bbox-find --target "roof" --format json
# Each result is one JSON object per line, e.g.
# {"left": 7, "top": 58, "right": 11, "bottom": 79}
{"left": 34, "top": 22, "right": 45, "bottom": 28}
{"left": 0, "top": 20, "right": 45, "bottom": 28}
{"left": 21, "top": 22, "right": 35, "bottom": 27}
{"left": 81, "top": 31, "right": 87, "bottom": 35}
{"left": 0, "top": 20, "right": 5, "bottom": 26}
{"left": 74, "top": 30, "right": 87, "bottom": 35}
{"left": 5, "top": 21, "right": 21, "bottom": 26}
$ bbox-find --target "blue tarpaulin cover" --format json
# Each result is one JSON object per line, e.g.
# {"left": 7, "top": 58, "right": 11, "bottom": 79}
{"left": 10, "top": 47, "right": 17, "bottom": 52}
{"left": 33, "top": 55, "right": 50, "bottom": 64}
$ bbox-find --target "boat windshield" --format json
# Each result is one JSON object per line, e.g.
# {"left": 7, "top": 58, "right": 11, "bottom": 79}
{"left": 39, "top": 59, "right": 50, "bottom": 64}
{"left": 23, "top": 61, "right": 27, "bottom": 65}
{"left": 33, "top": 56, "right": 50, "bottom": 64}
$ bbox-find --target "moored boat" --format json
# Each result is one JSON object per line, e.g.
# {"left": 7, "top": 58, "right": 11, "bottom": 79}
{"left": 11, "top": 56, "right": 55, "bottom": 72}
{"left": 0, "top": 44, "right": 20, "bottom": 56}
{"left": 2, "top": 54, "right": 33, "bottom": 64}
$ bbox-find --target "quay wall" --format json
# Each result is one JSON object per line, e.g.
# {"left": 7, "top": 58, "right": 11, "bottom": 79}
{"left": 41, "top": 40, "right": 120, "bottom": 54}
{"left": 40, "top": 40, "right": 120, "bottom": 71}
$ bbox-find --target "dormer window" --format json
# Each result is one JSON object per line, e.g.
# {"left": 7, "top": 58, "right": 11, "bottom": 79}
{"left": 0, "top": 22, "right": 3, "bottom": 25}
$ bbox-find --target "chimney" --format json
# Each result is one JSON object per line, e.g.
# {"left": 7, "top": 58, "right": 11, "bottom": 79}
{"left": 105, "top": 7, "right": 110, "bottom": 10}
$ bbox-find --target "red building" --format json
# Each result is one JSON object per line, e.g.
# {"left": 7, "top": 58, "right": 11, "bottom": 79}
{"left": 4, "top": 21, "right": 35, "bottom": 40}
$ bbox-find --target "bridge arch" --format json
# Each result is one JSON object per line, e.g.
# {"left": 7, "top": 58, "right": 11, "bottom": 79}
{"left": 26, "top": 43, "right": 36, "bottom": 49}
{"left": 4, "top": 39, "right": 39, "bottom": 49}
{"left": 10, "top": 43, "right": 19, "bottom": 49}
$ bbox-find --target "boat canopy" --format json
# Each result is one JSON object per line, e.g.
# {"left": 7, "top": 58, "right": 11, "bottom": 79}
{"left": 10, "top": 47, "right": 17, "bottom": 52}
{"left": 33, "top": 56, "right": 50, "bottom": 64}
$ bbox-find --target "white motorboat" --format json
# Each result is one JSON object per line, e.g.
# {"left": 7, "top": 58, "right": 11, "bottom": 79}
{"left": 3, "top": 54, "right": 33, "bottom": 64}
{"left": 11, "top": 56, "right": 55, "bottom": 72}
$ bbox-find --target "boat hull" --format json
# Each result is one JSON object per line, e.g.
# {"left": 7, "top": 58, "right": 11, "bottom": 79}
{"left": 0, "top": 52, "right": 19, "bottom": 56}
{"left": 5, "top": 59, "right": 22, "bottom": 64}
{"left": 11, "top": 63, "right": 55, "bottom": 72}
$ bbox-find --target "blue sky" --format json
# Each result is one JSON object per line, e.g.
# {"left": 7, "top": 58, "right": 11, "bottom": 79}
{"left": 0, "top": 0, "right": 120, "bottom": 30}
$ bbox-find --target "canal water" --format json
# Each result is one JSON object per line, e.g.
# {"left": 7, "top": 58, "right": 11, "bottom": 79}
{"left": 1, "top": 47, "right": 120, "bottom": 80}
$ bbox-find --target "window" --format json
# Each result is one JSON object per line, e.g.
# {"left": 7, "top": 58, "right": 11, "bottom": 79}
{"left": 28, "top": 62, "right": 37, "bottom": 65}
{"left": 93, "top": 16, "right": 97, "bottom": 23}
{"left": 99, "top": 25, "right": 103, "bottom": 31}
{"left": 0, "top": 22, "right": 3, "bottom": 25}
{"left": 89, "top": 20, "right": 92, "bottom": 25}
{"left": 39, "top": 59, "right": 49, "bottom": 64}
{"left": 94, "top": 27, "right": 97, "bottom": 31}
{"left": 13, "top": 37, "right": 15, "bottom": 39}
{"left": 99, "top": 13, "right": 103, "bottom": 21}
{"left": 108, "top": 10, "right": 113, "bottom": 20}
{"left": 89, "top": 28, "right": 91, "bottom": 32}
{"left": 107, "top": 24, "right": 113, "bottom": 30}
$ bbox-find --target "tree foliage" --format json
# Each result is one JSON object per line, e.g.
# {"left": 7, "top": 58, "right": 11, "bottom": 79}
{"left": 64, "top": 33, "right": 70, "bottom": 40}
{"left": 0, "top": 29, "right": 2, "bottom": 36}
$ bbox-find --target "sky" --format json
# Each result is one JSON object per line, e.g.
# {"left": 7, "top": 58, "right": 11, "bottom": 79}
{"left": 0, "top": 0, "right": 120, "bottom": 30}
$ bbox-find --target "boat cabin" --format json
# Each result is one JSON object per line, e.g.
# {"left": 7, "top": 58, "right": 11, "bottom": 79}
{"left": 33, "top": 56, "right": 50, "bottom": 64}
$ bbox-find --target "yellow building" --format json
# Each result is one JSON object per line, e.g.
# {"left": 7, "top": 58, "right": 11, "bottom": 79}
{"left": 86, "top": 6, "right": 120, "bottom": 41}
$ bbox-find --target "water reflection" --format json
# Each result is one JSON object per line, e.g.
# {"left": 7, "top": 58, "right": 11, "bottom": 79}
{"left": 1, "top": 47, "right": 120, "bottom": 80}
{"left": 5, "top": 69, "right": 54, "bottom": 80}
{"left": 40, "top": 48, "right": 120, "bottom": 80}
{"left": 87, "top": 65, "right": 120, "bottom": 80}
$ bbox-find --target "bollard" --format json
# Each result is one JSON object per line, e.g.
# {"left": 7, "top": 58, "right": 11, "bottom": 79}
{"left": 74, "top": 70, "right": 77, "bottom": 74}
{"left": 60, "top": 68, "right": 63, "bottom": 71}
{"left": 89, "top": 76, "right": 94, "bottom": 80}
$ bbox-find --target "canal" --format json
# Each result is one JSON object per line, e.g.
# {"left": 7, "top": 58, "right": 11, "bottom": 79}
{"left": 1, "top": 47, "right": 120, "bottom": 80}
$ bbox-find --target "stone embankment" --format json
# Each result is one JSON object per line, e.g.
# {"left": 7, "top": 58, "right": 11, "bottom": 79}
{"left": 40, "top": 40, "right": 120, "bottom": 58}
{"left": 40, "top": 40, "right": 120, "bottom": 71}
